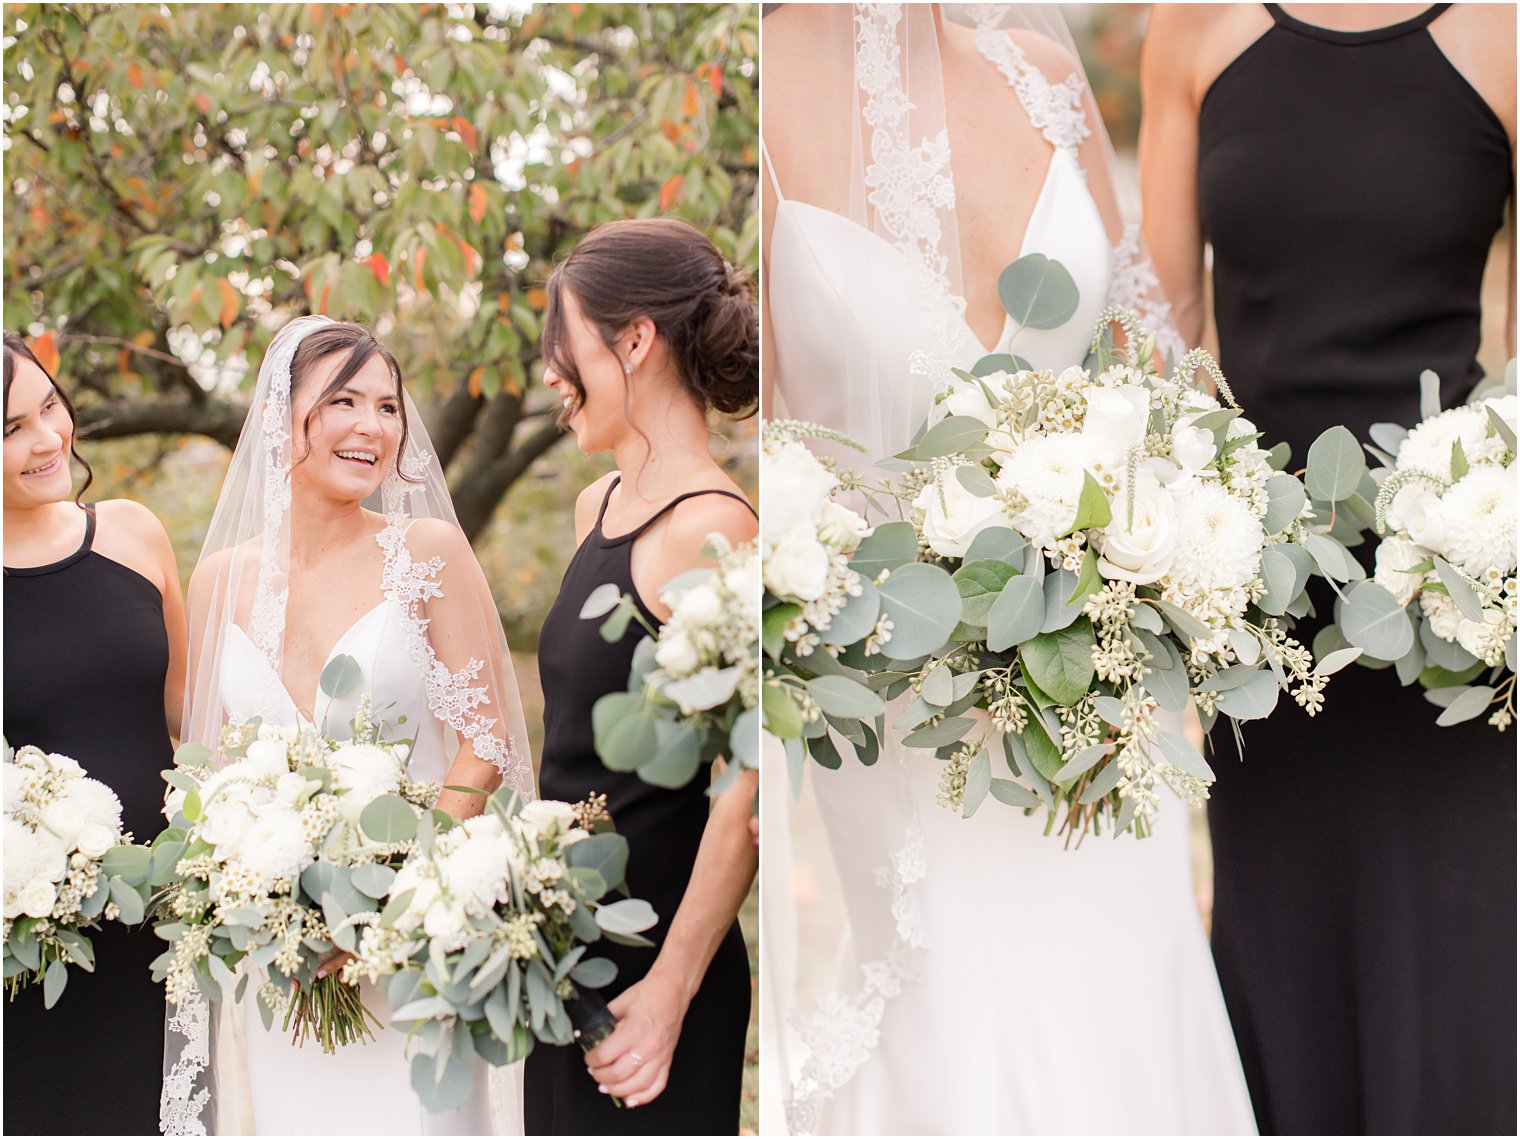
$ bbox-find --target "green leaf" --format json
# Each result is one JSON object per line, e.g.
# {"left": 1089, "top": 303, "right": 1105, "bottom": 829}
{"left": 986, "top": 574, "right": 1044, "bottom": 652}
{"left": 998, "top": 253, "right": 1080, "bottom": 330}
{"left": 1450, "top": 438, "right": 1469, "bottom": 481}
{"left": 904, "top": 415, "right": 990, "bottom": 460}
{"left": 379, "top": 888, "right": 416, "bottom": 930}
{"left": 570, "top": 956, "right": 618, "bottom": 989}
{"left": 875, "top": 563, "right": 962, "bottom": 659}
{"left": 101, "top": 844, "right": 151, "bottom": 889}
{"left": 351, "top": 862, "right": 398, "bottom": 899}
{"left": 824, "top": 582, "right": 881, "bottom": 648}
{"left": 1314, "top": 646, "right": 1364, "bottom": 677}
{"left": 107, "top": 877, "right": 146, "bottom": 925}
{"left": 961, "top": 750, "right": 992, "bottom": 818}
{"left": 599, "top": 599, "right": 636, "bottom": 643}
{"left": 1303, "top": 532, "right": 1365, "bottom": 584}
{"left": 1487, "top": 405, "right": 1516, "bottom": 451}
{"left": 594, "top": 898, "right": 658, "bottom": 938}
{"left": 964, "top": 527, "right": 1027, "bottom": 565}
{"left": 955, "top": 464, "right": 997, "bottom": 498}
{"left": 989, "top": 778, "right": 1041, "bottom": 808}
{"left": 1419, "top": 369, "right": 1442, "bottom": 421}
{"left": 1020, "top": 713, "right": 1065, "bottom": 782}
{"left": 1262, "top": 473, "right": 1308, "bottom": 535}
{"left": 1258, "top": 545, "right": 1305, "bottom": 617}
{"left": 566, "top": 833, "right": 629, "bottom": 895}
{"left": 1065, "top": 473, "right": 1112, "bottom": 536}
{"left": 1419, "top": 661, "right": 1485, "bottom": 690}
{"left": 1340, "top": 582, "right": 1416, "bottom": 661}
{"left": 901, "top": 718, "right": 974, "bottom": 748}
{"left": 850, "top": 521, "right": 919, "bottom": 580}
{"left": 953, "top": 559, "right": 1019, "bottom": 625}
{"left": 1305, "top": 426, "right": 1366, "bottom": 503}
{"left": 1154, "top": 731, "right": 1214, "bottom": 781}
{"left": 319, "top": 654, "right": 363, "bottom": 700}
{"left": 1054, "top": 742, "right": 1110, "bottom": 782}
{"left": 1019, "top": 619, "right": 1097, "bottom": 707}
{"left": 1431, "top": 557, "right": 1487, "bottom": 622}
{"left": 971, "top": 353, "right": 1023, "bottom": 377}
{"left": 173, "top": 742, "right": 213, "bottom": 768}
{"left": 919, "top": 664, "right": 955, "bottom": 707}
{"left": 359, "top": 794, "right": 420, "bottom": 844}
{"left": 1040, "top": 569, "right": 1086, "bottom": 633}
{"left": 1066, "top": 545, "right": 1102, "bottom": 608}
{"left": 1212, "top": 669, "right": 1280, "bottom": 721}
{"left": 761, "top": 684, "right": 806, "bottom": 740}
{"left": 1434, "top": 685, "right": 1495, "bottom": 726}
{"left": 601, "top": 711, "right": 658, "bottom": 773}
{"left": 579, "top": 582, "right": 623, "bottom": 620}
{"left": 42, "top": 961, "right": 68, "bottom": 1009}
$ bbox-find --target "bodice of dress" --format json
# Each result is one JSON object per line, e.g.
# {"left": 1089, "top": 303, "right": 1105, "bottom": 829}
{"left": 218, "top": 597, "right": 448, "bottom": 786}
{"left": 1197, "top": 2, "right": 1513, "bottom": 464}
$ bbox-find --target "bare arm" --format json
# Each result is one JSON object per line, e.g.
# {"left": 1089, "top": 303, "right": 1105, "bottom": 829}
{"left": 1140, "top": 6, "right": 1208, "bottom": 347}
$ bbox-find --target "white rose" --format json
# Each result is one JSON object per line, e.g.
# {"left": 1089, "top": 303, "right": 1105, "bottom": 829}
{"left": 937, "top": 380, "right": 1000, "bottom": 428}
{"left": 1171, "top": 418, "right": 1217, "bottom": 474}
{"left": 1373, "top": 536, "right": 1430, "bottom": 607}
{"left": 1081, "top": 385, "right": 1150, "bottom": 468}
{"left": 1456, "top": 610, "right": 1507, "bottom": 663}
{"left": 672, "top": 582, "right": 722, "bottom": 628}
{"left": 817, "top": 501, "right": 870, "bottom": 551}
{"left": 1419, "top": 590, "right": 1465, "bottom": 643}
{"left": 198, "top": 790, "right": 258, "bottom": 849}
{"left": 18, "top": 878, "right": 57, "bottom": 919}
{"left": 1384, "top": 484, "right": 1446, "bottom": 551}
{"left": 760, "top": 441, "right": 838, "bottom": 545}
{"left": 74, "top": 823, "right": 117, "bottom": 860}
{"left": 328, "top": 743, "right": 402, "bottom": 802}
{"left": 764, "top": 526, "right": 832, "bottom": 602}
{"left": 654, "top": 629, "right": 701, "bottom": 677}
{"left": 914, "top": 470, "right": 1008, "bottom": 559}
{"left": 1097, "top": 472, "right": 1180, "bottom": 584}
{"left": 38, "top": 796, "right": 89, "bottom": 850}
{"left": 243, "top": 737, "right": 291, "bottom": 779}
{"left": 517, "top": 800, "right": 578, "bottom": 835}
{"left": 163, "top": 785, "right": 187, "bottom": 822}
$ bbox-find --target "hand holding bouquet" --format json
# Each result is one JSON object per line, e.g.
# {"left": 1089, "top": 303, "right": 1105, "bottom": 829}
{"left": 4, "top": 743, "right": 152, "bottom": 1007}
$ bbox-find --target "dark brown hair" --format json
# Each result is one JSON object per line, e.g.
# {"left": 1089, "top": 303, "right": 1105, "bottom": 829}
{"left": 285, "top": 321, "right": 416, "bottom": 481}
{"left": 543, "top": 218, "right": 758, "bottom": 420}
{"left": 3, "top": 331, "right": 93, "bottom": 503}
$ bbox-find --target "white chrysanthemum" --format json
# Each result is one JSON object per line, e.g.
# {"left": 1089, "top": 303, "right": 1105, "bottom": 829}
{"left": 328, "top": 743, "right": 403, "bottom": 805}
{"left": 1438, "top": 465, "right": 1516, "bottom": 576}
{"left": 3, "top": 817, "right": 69, "bottom": 918}
{"left": 996, "top": 434, "right": 1095, "bottom": 547}
{"left": 1396, "top": 405, "right": 1495, "bottom": 479}
{"left": 232, "top": 808, "right": 313, "bottom": 891}
{"left": 1167, "top": 482, "right": 1266, "bottom": 592}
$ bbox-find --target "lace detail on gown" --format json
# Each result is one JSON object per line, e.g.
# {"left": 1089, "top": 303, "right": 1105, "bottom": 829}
{"left": 972, "top": 20, "right": 1090, "bottom": 156}
{"left": 160, "top": 989, "right": 211, "bottom": 1135}
{"left": 379, "top": 472, "right": 531, "bottom": 792}
{"left": 1108, "top": 223, "right": 1186, "bottom": 363}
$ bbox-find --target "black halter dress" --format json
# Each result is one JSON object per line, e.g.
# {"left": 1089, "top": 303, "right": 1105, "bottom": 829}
{"left": 525, "top": 478, "right": 754, "bottom": 1135}
{"left": 1197, "top": 6, "right": 1515, "bottom": 1134}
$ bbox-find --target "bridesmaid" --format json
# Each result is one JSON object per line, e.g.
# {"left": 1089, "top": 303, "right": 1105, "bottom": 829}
{"left": 526, "top": 218, "right": 758, "bottom": 1135}
{"left": 3, "top": 331, "right": 187, "bottom": 1134}
{"left": 1142, "top": 5, "right": 1515, "bottom": 1134}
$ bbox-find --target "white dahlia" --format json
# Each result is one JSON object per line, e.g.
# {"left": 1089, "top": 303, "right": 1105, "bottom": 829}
{"left": 1438, "top": 466, "right": 1516, "bottom": 576}
{"left": 1166, "top": 482, "right": 1266, "bottom": 593}
{"left": 1396, "top": 405, "right": 1495, "bottom": 480}
{"left": 995, "top": 434, "right": 1095, "bottom": 548}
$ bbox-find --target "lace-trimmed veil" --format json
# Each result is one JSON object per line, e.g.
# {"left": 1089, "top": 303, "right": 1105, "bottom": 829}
{"left": 759, "top": 5, "right": 1179, "bottom": 1133}
{"left": 160, "top": 315, "right": 535, "bottom": 1134}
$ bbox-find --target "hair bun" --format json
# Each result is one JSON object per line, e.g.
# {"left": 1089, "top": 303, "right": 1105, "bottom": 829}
{"left": 687, "top": 266, "right": 758, "bottom": 417}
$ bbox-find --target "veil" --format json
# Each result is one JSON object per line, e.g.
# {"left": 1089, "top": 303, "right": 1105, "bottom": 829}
{"left": 160, "top": 315, "right": 535, "bottom": 1134}
{"left": 759, "top": 5, "right": 1180, "bottom": 1133}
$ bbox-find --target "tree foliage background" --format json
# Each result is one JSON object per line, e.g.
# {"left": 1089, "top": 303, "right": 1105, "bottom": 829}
{"left": 3, "top": 1, "right": 759, "bottom": 543}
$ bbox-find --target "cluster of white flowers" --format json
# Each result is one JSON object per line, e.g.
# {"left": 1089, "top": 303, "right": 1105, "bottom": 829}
{"left": 761, "top": 434, "right": 871, "bottom": 654}
{"left": 4, "top": 747, "right": 125, "bottom": 922}
{"left": 921, "top": 364, "right": 1276, "bottom": 657}
{"left": 1374, "top": 394, "right": 1517, "bottom": 669}
{"left": 651, "top": 537, "right": 761, "bottom": 716}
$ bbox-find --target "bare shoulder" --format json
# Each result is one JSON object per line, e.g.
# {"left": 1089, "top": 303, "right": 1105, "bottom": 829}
{"left": 1144, "top": 5, "right": 1270, "bottom": 105}
{"left": 574, "top": 471, "right": 620, "bottom": 540}
{"left": 402, "top": 515, "right": 475, "bottom": 562}
{"left": 94, "top": 498, "right": 170, "bottom": 546}
{"left": 1432, "top": 5, "right": 1516, "bottom": 143}
{"left": 661, "top": 486, "right": 757, "bottom": 560}
{"left": 92, "top": 499, "right": 173, "bottom": 590}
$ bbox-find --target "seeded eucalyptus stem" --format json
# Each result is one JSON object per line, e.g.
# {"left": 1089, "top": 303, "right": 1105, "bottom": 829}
{"left": 283, "top": 974, "right": 382, "bottom": 1053}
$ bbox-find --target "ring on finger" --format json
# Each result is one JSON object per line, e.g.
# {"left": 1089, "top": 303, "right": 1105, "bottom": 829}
{"left": 629, "top": 1051, "right": 645, "bottom": 1068}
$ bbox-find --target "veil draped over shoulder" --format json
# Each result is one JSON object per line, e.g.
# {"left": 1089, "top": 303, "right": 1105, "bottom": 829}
{"left": 759, "top": 5, "right": 1183, "bottom": 1133}
{"left": 160, "top": 315, "right": 534, "bottom": 1134}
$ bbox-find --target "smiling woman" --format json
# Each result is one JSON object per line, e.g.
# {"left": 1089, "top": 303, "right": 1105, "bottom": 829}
{"left": 3, "top": 331, "right": 187, "bottom": 1135}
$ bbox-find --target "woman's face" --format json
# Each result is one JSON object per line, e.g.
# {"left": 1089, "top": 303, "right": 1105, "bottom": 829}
{"left": 3, "top": 356, "right": 76, "bottom": 508}
{"left": 289, "top": 351, "right": 403, "bottom": 502}
{"left": 543, "top": 288, "right": 631, "bottom": 455}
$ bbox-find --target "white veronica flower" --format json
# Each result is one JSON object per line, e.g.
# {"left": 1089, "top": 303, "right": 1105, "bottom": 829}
{"left": 1439, "top": 465, "right": 1516, "bottom": 576}
{"left": 1097, "top": 471, "right": 1180, "bottom": 584}
{"left": 1373, "top": 536, "right": 1430, "bottom": 607}
{"left": 995, "top": 435, "right": 1094, "bottom": 548}
{"left": 1167, "top": 481, "right": 1265, "bottom": 593}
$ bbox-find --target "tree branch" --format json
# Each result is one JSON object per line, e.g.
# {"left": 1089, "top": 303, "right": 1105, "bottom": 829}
{"left": 76, "top": 398, "right": 247, "bottom": 450}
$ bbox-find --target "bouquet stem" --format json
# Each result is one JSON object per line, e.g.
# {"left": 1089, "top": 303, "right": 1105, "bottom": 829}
{"left": 283, "top": 974, "right": 382, "bottom": 1053}
{"left": 568, "top": 989, "right": 625, "bottom": 1109}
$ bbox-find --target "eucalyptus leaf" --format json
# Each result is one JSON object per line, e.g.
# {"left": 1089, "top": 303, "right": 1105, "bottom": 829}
{"left": 1054, "top": 742, "right": 1110, "bottom": 782}
{"left": 1432, "top": 557, "right": 1487, "bottom": 622}
{"left": 1040, "top": 569, "right": 1085, "bottom": 633}
{"left": 1078, "top": 759, "right": 1124, "bottom": 803}
{"left": 989, "top": 777, "right": 1041, "bottom": 809}
{"left": 595, "top": 898, "right": 658, "bottom": 937}
{"left": 986, "top": 574, "right": 1044, "bottom": 652}
{"left": 1019, "top": 619, "right": 1096, "bottom": 707}
{"left": 359, "top": 795, "right": 419, "bottom": 845}
{"left": 318, "top": 654, "right": 363, "bottom": 700}
{"left": 875, "top": 562, "right": 962, "bottom": 659}
{"left": 1368, "top": 421, "right": 1408, "bottom": 458}
{"left": 961, "top": 750, "right": 991, "bottom": 818}
{"left": 954, "top": 559, "right": 1019, "bottom": 625}
{"left": 1305, "top": 426, "right": 1366, "bottom": 502}
{"left": 1419, "top": 369, "right": 1441, "bottom": 421}
{"left": 971, "top": 353, "right": 1021, "bottom": 377}
{"left": 108, "top": 877, "right": 145, "bottom": 924}
{"left": 956, "top": 464, "right": 997, "bottom": 498}
{"left": 850, "top": 521, "right": 919, "bottom": 579}
{"left": 825, "top": 582, "right": 881, "bottom": 648}
{"left": 1262, "top": 473, "right": 1308, "bottom": 535}
{"left": 1314, "top": 646, "right": 1365, "bottom": 677}
{"left": 1434, "top": 685, "right": 1495, "bottom": 726}
{"left": 1340, "top": 582, "right": 1416, "bottom": 661}
{"left": 964, "top": 526, "right": 1027, "bottom": 565}
{"left": 920, "top": 664, "right": 954, "bottom": 708}
{"left": 1303, "top": 532, "right": 1364, "bottom": 583}
{"left": 1420, "top": 618, "right": 1481, "bottom": 671}
{"left": 1212, "top": 669, "right": 1280, "bottom": 721}
{"left": 998, "top": 253, "right": 1080, "bottom": 330}
{"left": 1488, "top": 405, "right": 1517, "bottom": 451}
{"left": 901, "top": 718, "right": 974, "bottom": 748}
{"left": 578, "top": 582, "right": 623, "bottom": 620}
{"left": 638, "top": 722, "right": 704, "bottom": 790}
{"left": 907, "top": 415, "right": 990, "bottom": 460}
{"left": 1155, "top": 731, "right": 1215, "bottom": 781}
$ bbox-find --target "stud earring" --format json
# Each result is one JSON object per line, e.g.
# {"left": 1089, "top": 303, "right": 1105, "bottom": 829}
{"left": 623, "top": 362, "right": 633, "bottom": 376}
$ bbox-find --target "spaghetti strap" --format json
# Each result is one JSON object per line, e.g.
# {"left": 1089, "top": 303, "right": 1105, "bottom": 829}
{"left": 598, "top": 485, "right": 755, "bottom": 547}
{"left": 760, "top": 139, "right": 785, "bottom": 202}
{"left": 594, "top": 476, "right": 623, "bottom": 531}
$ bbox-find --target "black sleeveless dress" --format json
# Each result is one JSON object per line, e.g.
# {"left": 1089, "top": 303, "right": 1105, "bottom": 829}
{"left": 525, "top": 478, "right": 754, "bottom": 1136}
{"left": 1197, "top": 6, "right": 1515, "bottom": 1134}
{"left": 4, "top": 506, "right": 174, "bottom": 1135}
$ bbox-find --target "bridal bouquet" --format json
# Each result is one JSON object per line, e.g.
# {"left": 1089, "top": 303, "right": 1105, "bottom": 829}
{"left": 344, "top": 789, "right": 657, "bottom": 1111}
{"left": 759, "top": 420, "right": 889, "bottom": 770}
{"left": 153, "top": 691, "right": 437, "bottom": 1052}
{"left": 3, "top": 744, "right": 152, "bottom": 1007}
{"left": 585, "top": 536, "right": 760, "bottom": 793}
{"left": 829, "top": 293, "right": 1364, "bottom": 837}
{"left": 1335, "top": 367, "right": 1517, "bottom": 729}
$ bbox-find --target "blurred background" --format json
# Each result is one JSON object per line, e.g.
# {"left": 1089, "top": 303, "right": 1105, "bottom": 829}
{"left": 3, "top": 2, "right": 759, "bottom": 1128}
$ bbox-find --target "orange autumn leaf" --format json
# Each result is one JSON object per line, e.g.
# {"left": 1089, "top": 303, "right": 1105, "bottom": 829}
{"left": 469, "top": 183, "right": 488, "bottom": 225}
{"left": 32, "top": 332, "right": 59, "bottom": 376}
{"left": 498, "top": 291, "right": 511, "bottom": 313}
{"left": 452, "top": 116, "right": 478, "bottom": 151}
{"left": 413, "top": 247, "right": 428, "bottom": 292}
{"left": 117, "top": 347, "right": 135, "bottom": 379}
{"left": 318, "top": 284, "right": 332, "bottom": 316}
{"left": 366, "top": 252, "right": 391, "bottom": 287}
{"left": 457, "top": 237, "right": 479, "bottom": 276}
{"left": 659, "top": 173, "right": 685, "bottom": 210}
{"left": 127, "top": 62, "right": 143, "bottom": 89}
{"left": 706, "top": 62, "right": 723, "bottom": 98}
{"left": 195, "top": 94, "right": 210, "bottom": 114}
{"left": 133, "top": 330, "right": 155, "bottom": 348}
{"left": 467, "top": 366, "right": 485, "bottom": 398}
{"left": 682, "top": 79, "right": 700, "bottom": 119}
{"left": 218, "top": 279, "right": 239, "bottom": 329}
{"left": 526, "top": 286, "right": 547, "bottom": 311}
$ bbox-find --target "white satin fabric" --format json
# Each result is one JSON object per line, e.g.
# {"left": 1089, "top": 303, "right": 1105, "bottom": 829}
{"left": 217, "top": 589, "right": 512, "bottom": 1136}
{"left": 762, "top": 6, "right": 1256, "bottom": 1134}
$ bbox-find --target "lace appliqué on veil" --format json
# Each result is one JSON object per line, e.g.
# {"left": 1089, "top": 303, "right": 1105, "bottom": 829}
{"left": 378, "top": 478, "right": 530, "bottom": 792}
{"left": 972, "top": 20, "right": 1091, "bottom": 158}
{"left": 160, "top": 990, "right": 211, "bottom": 1135}
{"left": 1108, "top": 223, "right": 1186, "bottom": 364}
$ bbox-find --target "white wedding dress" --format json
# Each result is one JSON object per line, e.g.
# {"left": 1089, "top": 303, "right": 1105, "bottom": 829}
{"left": 216, "top": 588, "right": 495, "bottom": 1136}
{"left": 763, "top": 7, "right": 1256, "bottom": 1135}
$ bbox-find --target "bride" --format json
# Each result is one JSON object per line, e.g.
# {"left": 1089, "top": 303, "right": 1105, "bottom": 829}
{"left": 162, "top": 317, "right": 535, "bottom": 1135}
{"left": 760, "top": 5, "right": 1255, "bottom": 1134}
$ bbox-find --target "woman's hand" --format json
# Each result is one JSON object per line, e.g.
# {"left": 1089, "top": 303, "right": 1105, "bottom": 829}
{"left": 583, "top": 971, "right": 691, "bottom": 1108}
{"left": 315, "top": 948, "right": 356, "bottom": 981}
